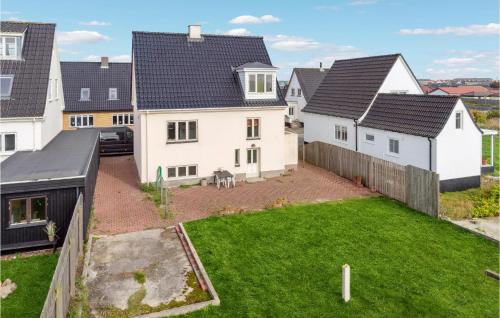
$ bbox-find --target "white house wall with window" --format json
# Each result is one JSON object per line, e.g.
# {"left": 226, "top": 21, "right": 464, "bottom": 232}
{"left": 0, "top": 22, "right": 64, "bottom": 161}
{"left": 132, "top": 26, "right": 297, "bottom": 185}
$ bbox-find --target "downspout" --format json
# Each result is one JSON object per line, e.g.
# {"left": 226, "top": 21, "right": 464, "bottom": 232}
{"left": 32, "top": 118, "right": 36, "bottom": 151}
{"left": 354, "top": 119, "right": 358, "bottom": 151}
{"left": 146, "top": 110, "right": 149, "bottom": 184}
{"left": 427, "top": 137, "right": 432, "bottom": 171}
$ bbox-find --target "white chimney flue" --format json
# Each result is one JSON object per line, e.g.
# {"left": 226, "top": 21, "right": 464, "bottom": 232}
{"left": 188, "top": 25, "right": 202, "bottom": 40}
{"left": 101, "top": 56, "right": 109, "bottom": 69}
{"left": 320, "top": 62, "right": 324, "bottom": 72}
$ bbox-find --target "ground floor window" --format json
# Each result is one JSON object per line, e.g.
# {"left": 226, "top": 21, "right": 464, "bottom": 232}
{"left": 288, "top": 106, "right": 294, "bottom": 116}
{"left": 167, "top": 165, "right": 198, "bottom": 179}
{"left": 365, "top": 134, "right": 375, "bottom": 142}
{"left": 113, "top": 113, "right": 134, "bottom": 126}
{"left": 0, "top": 133, "right": 16, "bottom": 152}
{"left": 70, "top": 114, "right": 94, "bottom": 128}
{"left": 235, "top": 149, "right": 240, "bottom": 167}
{"left": 389, "top": 138, "right": 400, "bottom": 154}
{"left": 9, "top": 196, "right": 47, "bottom": 226}
{"left": 334, "top": 125, "right": 348, "bottom": 142}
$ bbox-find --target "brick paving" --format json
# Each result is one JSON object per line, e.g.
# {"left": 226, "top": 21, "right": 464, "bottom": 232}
{"left": 92, "top": 156, "right": 170, "bottom": 235}
{"left": 92, "top": 157, "right": 374, "bottom": 233}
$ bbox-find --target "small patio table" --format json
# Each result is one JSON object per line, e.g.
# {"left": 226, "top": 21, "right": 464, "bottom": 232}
{"left": 214, "top": 170, "right": 235, "bottom": 189}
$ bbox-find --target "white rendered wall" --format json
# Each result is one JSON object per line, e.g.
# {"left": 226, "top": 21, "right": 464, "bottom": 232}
{"left": 137, "top": 107, "right": 288, "bottom": 183}
{"left": 0, "top": 119, "right": 42, "bottom": 161}
{"left": 284, "top": 131, "right": 298, "bottom": 167}
{"left": 435, "top": 100, "right": 481, "bottom": 180}
{"left": 378, "top": 56, "right": 423, "bottom": 94}
{"left": 303, "top": 112, "right": 356, "bottom": 150}
{"left": 285, "top": 72, "right": 307, "bottom": 122}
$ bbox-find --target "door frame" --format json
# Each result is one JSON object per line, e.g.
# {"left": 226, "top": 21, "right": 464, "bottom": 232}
{"left": 246, "top": 147, "right": 261, "bottom": 178}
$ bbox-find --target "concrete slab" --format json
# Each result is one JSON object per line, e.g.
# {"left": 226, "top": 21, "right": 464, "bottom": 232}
{"left": 87, "top": 228, "right": 192, "bottom": 311}
{"left": 452, "top": 216, "right": 499, "bottom": 242}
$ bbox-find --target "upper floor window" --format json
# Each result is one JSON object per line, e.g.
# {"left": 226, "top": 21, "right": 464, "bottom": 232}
{"left": 80, "top": 88, "right": 90, "bottom": 101}
{"left": 0, "top": 75, "right": 14, "bottom": 99}
{"left": 0, "top": 36, "right": 22, "bottom": 60}
{"left": 455, "top": 111, "right": 463, "bottom": 129}
{"left": 113, "top": 113, "right": 134, "bottom": 126}
{"left": 389, "top": 138, "right": 400, "bottom": 154}
{"left": 297, "top": 88, "right": 302, "bottom": 97}
{"left": 48, "top": 79, "right": 52, "bottom": 100}
{"left": 247, "top": 118, "right": 260, "bottom": 139}
{"left": 334, "top": 125, "right": 347, "bottom": 142}
{"left": 291, "top": 88, "right": 295, "bottom": 96}
{"left": 70, "top": 114, "right": 94, "bottom": 128}
{"left": 0, "top": 133, "right": 16, "bottom": 152}
{"left": 109, "top": 88, "right": 118, "bottom": 100}
{"left": 248, "top": 74, "right": 273, "bottom": 94}
{"left": 167, "top": 120, "right": 197, "bottom": 143}
{"left": 54, "top": 79, "right": 58, "bottom": 99}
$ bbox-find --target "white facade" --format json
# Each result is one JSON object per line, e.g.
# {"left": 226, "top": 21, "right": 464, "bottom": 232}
{"left": 303, "top": 112, "right": 356, "bottom": 150}
{"left": 134, "top": 106, "right": 295, "bottom": 184}
{"left": 0, "top": 36, "right": 64, "bottom": 161}
{"left": 285, "top": 72, "right": 307, "bottom": 123}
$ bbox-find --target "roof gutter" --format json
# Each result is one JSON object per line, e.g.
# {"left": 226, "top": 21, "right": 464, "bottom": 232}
{"left": 136, "top": 105, "right": 287, "bottom": 114}
{"left": 0, "top": 116, "right": 44, "bottom": 122}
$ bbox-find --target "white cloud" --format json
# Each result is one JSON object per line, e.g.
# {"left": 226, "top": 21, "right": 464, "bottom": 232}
{"left": 434, "top": 57, "right": 475, "bottom": 66}
{"left": 314, "top": 5, "right": 340, "bottom": 11}
{"left": 229, "top": 15, "right": 281, "bottom": 24}
{"left": 57, "top": 31, "right": 110, "bottom": 45}
{"left": 79, "top": 20, "right": 111, "bottom": 26}
{"left": 266, "top": 34, "right": 320, "bottom": 51}
{"left": 85, "top": 54, "right": 131, "bottom": 62}
{"left": 225, "top": 28, "right": 252, "bottom": 36}
{"left": 399, "top": 23, "right": 500, "bottom": 36}
{"left": 2, "top": 11, "right": 20, "bottom": 15}
{"left": 426, "top": 50, "right": 498, "bottom": 79}
{"left": 349, "top": 0, "right": 378, "bottom": 5}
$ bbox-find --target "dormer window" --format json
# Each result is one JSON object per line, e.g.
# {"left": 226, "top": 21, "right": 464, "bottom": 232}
{"left": 80, "top": 88, "right": 90, "bottom": 101}
{"left": 248, "top": 74, "right": 273, "bottom": 94}
{"left": 0, "top": 35, "right": 22, "bottom": 60}
{"left": 236, "top": 62, "right": 278, "bottom": 100}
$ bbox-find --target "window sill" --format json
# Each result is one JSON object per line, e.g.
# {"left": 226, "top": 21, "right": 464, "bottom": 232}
{"left": 8, "top": 220, "right": 47, "bottom": 229}
{"left": 79, "top": 99, "right": 91, "bottom": 102}
{"left": 386, "top": 152, "right": 400, "bottom": 158}
{"left": 235, "top": 164, "right": 240, "bottom": 167}
{"left": 246, "top": 137, "right": 261, "bottom": 141}
{"left": 166, "top": 140, "right": 198, "bottom": 144}
{"left": 334, "top": 139, "right": 348, "bottom": 145}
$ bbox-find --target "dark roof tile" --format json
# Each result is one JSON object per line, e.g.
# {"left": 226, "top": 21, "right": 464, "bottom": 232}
{"left": 291, "top": 68, "right": 329, "bottom": 101}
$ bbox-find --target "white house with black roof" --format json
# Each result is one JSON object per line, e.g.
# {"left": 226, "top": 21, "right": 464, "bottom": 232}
{"left": 0, "top": 21, "right": 64, "bottom": 161}
{"left": 285, "top": 66, "right": 329, "bottom": 123}
{"left": 303, "top": 53, "right": 481, "bottom": 191}
{"left": 132, "top": 25, "right": 298, "bottom": 184}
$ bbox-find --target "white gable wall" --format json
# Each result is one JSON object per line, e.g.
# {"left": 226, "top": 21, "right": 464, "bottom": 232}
{"left": 285, "top": 72, "right": 307, "bottom": 122}
{"left": 303, "top": 112, "right": 356, "bottom": 150}
{"left": 435, "top": 100, "right": 481, "bottom": 180}
{"left": 0, "top": 119, "right": 43, "bottom": 161}
{"left": 378, "top": 56, "right": 423, "bottom": 95}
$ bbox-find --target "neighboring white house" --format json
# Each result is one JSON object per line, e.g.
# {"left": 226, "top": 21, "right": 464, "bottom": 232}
{"left": 132, "top": 25, "right": 297, "bottom": 185}
{"left": 0, "top": 21, "right": 64, "bottom": 161}
{"left": 303, "top": 54, "right": 481, "bottom": 191}
{"left": 285, "top": 66, "right": 329, "bottom": 124}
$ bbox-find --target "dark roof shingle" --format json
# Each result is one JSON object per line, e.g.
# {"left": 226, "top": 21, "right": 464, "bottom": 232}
{"left": 359, "top": 94, "right": 460, "bottom": 138}
{"left": 132, "top": 32, "right": 286, "bottom": 110}
{"left": 303, "top": 54, "right": 400, "bottom": 119}
{"left": 0, "top": 21, "right": 55, "bottom": 118}
{"left": 291, "top": 68, "right": 329, "bottom": 101}
{"left": 61, "top": 62, "right": 132, "bottom": 112}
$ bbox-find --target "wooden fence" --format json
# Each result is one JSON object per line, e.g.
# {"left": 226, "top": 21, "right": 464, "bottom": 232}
{"left": 40, "top": 194, "right": 84, "bottom": 318}
{"left": 304, "top": 142, "right": 439, "bottom": 216}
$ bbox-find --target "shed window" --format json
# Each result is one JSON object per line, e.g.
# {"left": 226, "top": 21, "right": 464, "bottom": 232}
{"left": 9, "top": 196, "right": 47, "bottom": 226}
{"left": 389, "top": 138, "right": 399, "bottom": 154}
{"left": 0, "top": 75, "right": 14, "bottom": 99}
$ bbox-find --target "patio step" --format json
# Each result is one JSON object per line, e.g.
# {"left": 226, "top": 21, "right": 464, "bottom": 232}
{"left": 246, "top": 177, "right": 265, "bottom": 183}
{"left": 175, "top": 225, "right": 208, "bottom": 291}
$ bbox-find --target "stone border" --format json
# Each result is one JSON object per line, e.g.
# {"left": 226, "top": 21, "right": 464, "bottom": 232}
{"left": 449, "top": 220, "right": 499, "bottom": 244}
{"left": 136, "top": 224, "right": 220, "bottom": 318}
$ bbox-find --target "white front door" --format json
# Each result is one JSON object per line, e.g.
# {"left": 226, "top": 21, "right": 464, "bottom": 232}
{"left": 246, "top": 148, "right": 260, "bottom": 178}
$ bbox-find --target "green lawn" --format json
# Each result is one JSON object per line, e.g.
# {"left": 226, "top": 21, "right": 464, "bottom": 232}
{"left": 483, "top": 135, "right": 499, "bottom": 176}
{"left": 183, "top": 197, "right": 499, "bottom": 317}
{"left": 1, "top": 253, "right": 59, "bottom": 318}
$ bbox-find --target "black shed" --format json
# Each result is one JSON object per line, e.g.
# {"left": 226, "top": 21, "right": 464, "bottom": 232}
{"left": 1, "top": 129, "right": 100, "bottom": 252}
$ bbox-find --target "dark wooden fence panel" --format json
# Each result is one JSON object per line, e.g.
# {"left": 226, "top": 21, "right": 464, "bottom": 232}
{"left": 304, "top": 142, "right": 439, "bottom": 217}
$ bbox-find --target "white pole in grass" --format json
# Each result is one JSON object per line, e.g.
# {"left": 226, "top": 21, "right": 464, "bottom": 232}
{"left": 342, "top": 264, "right": 351, "bottom": 302}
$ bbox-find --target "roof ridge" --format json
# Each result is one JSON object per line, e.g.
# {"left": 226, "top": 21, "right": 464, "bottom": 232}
{"left": 132, "top": 30, "right": 263, "bottom": 39}
{"left": 335, "top": 53, "right": 401, "bottom": 62}
{"left": 60, "top": 61, "right": 131, "bottom": 64}
{"left": 379, "top": 93, "right": 459, "bottom": 99}
{"left": 1, "top": 21, "right": 56, "bottom": 26}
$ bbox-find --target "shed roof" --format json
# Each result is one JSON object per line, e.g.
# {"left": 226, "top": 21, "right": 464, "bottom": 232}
{"left": 1, "top": 129, "right": 99, "bottom": 184}
{"left": 132, "top": 31, "right": 286, "bottom": 110}
{"left": 0, "top": 21, "right": 55, "bottom": 118}
{"left": 61, "top": 62, "right": 132, "bottom": 112}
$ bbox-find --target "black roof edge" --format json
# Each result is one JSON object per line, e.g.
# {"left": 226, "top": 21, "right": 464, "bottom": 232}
{"left": 132, "top": 30, "right": 264, "bottom": 39}
{"left": 334, "top": 53, "right": 401, "bottom": 63}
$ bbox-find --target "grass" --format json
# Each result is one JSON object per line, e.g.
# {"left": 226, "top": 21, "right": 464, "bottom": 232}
{"left": 134, "top": 271, "right": 146, "bottom": 284}
{"left": 1, "top": 253, "right": 59, "bottom": 318}
{"left": 183, "top": 197, "right": 499, "bottom": 317}
{"left": 141, "top": 183, "right": 162, "bottom": 207}
{"left": 482, "top": 135, "right": 499, "bottom": 176}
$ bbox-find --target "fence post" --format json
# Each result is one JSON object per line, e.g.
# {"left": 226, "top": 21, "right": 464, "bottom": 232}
{"left": 78, "top": 195, "right": 83, "bottom": 253}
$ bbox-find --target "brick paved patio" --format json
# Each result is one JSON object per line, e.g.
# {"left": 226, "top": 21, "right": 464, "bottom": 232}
{"left": 92, "top": 156, "right": 374, "bottom": 233}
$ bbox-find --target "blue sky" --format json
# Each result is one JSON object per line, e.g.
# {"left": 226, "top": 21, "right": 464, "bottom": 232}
{"left": 3, "top": 0, "right": 499, "bottom": 80}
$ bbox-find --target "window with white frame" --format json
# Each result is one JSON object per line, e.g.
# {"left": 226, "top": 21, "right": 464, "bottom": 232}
{"left": 455, "top": 111, "right": 463, "bottom": 129}
{"left": 112, "top": 113, "right": 134, "bottom": 126}
{"left": 248, "top": 74, "right": 273, "bottom": 94}
{"left": 0, "top": 133, "right": 16, "bottom": 152}
{"left": 80, "top": 88, "right": 90, "bottom": 101}
{"left": 334, "top": 125, "right": 347, "bottom": 142}
{"left": 166, "top": 120, "right": 197, "bottom": 142}
{"left": 0, "top": 75, "right": 14, "bottom": 99}
{"left": 54, "top": 79, "right": 58, "bottom": 99}
{"left": 70, "top": 114, "right": 94, "bottom": 128}
{"left": 291, "top": 88, "right": 295, "bottom": 96}
{"left": 109, "top": 88, "right": 118, "bottom": 100}
{"left": 235, "top": 149, "right": 240, "bottom": 167}
{"left": 166, "top": 165, "right": 197, "bottom": 179}
{"left": 289, "top": 106, "right": 294, "bottom": 116}
{"left": 297, "top": 88, "right": 302, "bottom": 97}
{"left": 365, "top": 134, "right": 375, "bottom": 142}
{"left": 9, "top": 196, "right": 47, "bottom": 226}
{"left": 48, "top": 79, "right": 52, "bottom": 100}
{"left": 0, "top": 36, "right": 22, "bottom": 60}
{"left": 247, "top": 118, "right": 260, "bottom": 139}
{"left": 389, "top": 138, "right": 399, "bottom": 154}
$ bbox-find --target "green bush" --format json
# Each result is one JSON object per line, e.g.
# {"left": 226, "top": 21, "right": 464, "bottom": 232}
{"left": 487, "top": 109, "right": 499, "bottom": 119}
{"left": 470, "top": 109, "right": 487, "bottom": 124}
{"left": 472, "top": 181, "right": 500, "bottom": 218}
